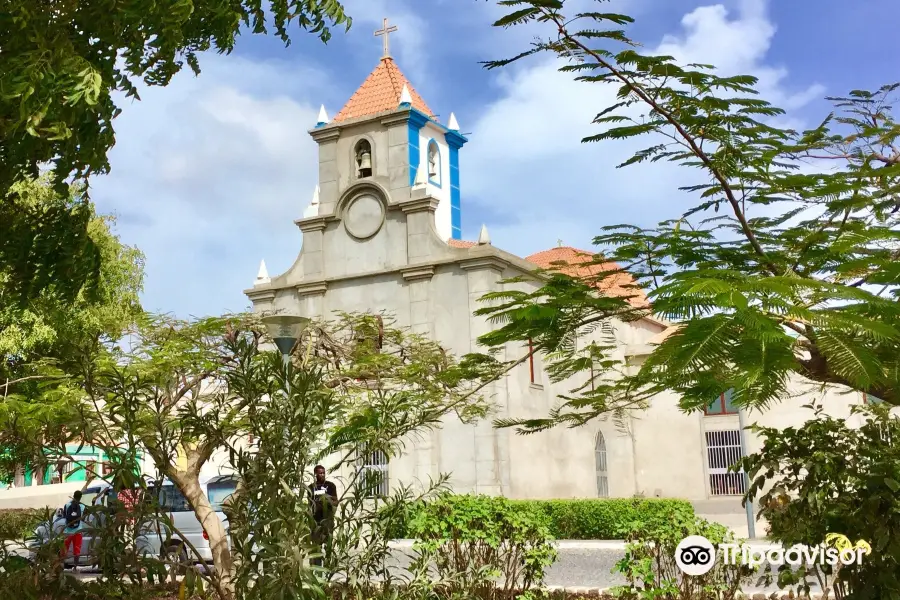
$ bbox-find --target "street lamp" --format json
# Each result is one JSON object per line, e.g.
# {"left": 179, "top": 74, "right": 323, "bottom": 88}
{"left": 261, "top": 313, "right": 310, "bottom": 363}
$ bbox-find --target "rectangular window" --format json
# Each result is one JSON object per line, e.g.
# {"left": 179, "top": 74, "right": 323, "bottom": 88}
{"left": 528, "top": 338, "right": 535, "bottom": 384}
{"left": 207, "top": 479, "right": 238, "bottom": 512}
{"left": 705, "top": 430, "right": 746, "bottom": 496}
{"left": 863, "top": 393, "right": 884, "bottom": 405}
{"left": 158, "top": 484, "right": 192, "bottom": 512}
{"left": 704, "top": 389, "right": 738, "bottom": 415}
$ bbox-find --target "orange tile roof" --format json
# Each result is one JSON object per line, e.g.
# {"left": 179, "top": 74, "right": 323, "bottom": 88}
{"left": 524, "top": 247, "right": 650, "bottom": 308}
{"left": 333, "top": 58, "right": 435, "bottom": 123}
{"left": 448, "top": 239, "right": 476, "bottom": 248}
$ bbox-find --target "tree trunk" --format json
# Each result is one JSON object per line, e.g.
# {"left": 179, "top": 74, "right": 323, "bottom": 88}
{"left": 172, "top": 473, "right": 236, "bottom": 600}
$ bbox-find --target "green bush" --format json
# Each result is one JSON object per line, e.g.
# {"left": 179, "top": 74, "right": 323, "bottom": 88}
{"left": 0, "top": 508, "right": 46, "bottom": 540}
{"left": 517, "top": 497, "right": 695, "bottom": 540}
{"left": 611, "top": 512, "right": 750, "bottom": 600}
{"left": 393, "top": 496, "right": 694, "bottom": 540}
{"left": 408, "top": 493, "right": 557, "bottom": 599}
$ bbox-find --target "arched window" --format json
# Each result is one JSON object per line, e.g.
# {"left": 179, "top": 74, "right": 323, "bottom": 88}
{"left": 595, "top": 432, "right": 609, "bottom": 497}
{"left": 354, "top": 139, "right": 372, "bottom": 178}
{"left": 427, "top": 140, "right": 440, "bottom": 185}
{"left": 358, "top": 447, "right": 389, "bottom": 498}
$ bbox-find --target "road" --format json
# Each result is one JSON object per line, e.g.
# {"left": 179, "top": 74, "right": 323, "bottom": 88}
{"left": 33, "top": 540, "right": 826, "bottom": 595}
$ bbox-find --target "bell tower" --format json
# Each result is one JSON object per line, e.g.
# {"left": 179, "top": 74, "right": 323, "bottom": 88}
{"left": 303, "top": 18, "right": 467, "bottom": 242}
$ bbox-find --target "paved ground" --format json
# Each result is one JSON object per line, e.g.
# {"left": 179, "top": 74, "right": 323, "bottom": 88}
{"left": 29, "top": 541, "right": 826, "bottom": 595}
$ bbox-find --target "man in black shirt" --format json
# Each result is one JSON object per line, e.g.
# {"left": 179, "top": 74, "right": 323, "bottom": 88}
{"left": 308, "top": 465, "right": 337, "bottom": 568}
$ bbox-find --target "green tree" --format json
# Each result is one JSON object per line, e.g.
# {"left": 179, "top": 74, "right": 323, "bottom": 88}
{"left": 475, "top": 1, "right": 900, "bottom": 433}
{"left": 0, "top": 175, "right": 144, "bottom": 482}
{"left": 74, "top": 312, "right": 499, "bottom": 599}
{"left": 1, "top": 0, "right": 350, "bottom": 305}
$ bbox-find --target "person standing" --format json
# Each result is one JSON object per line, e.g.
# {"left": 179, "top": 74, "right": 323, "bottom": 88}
{"left": 308, "top": 465, "right": 337, "bottom": 569}
{"left": 61, "top": 490, "right": 86, "bottom": 570}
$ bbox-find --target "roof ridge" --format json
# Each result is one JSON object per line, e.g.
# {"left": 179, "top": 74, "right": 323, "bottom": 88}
{"left": 333, "top": 58, "right": 434, "bottom": 123}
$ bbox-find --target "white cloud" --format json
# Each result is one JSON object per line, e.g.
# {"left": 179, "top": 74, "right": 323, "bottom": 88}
{"left": 86, "top": 0, "right": 829, "bottom": 318}
{"left": 462, "top": 0, "right": 825, "bottom": 257}
{"left": 90, "top": 56, "right": 326, "bottom": 317}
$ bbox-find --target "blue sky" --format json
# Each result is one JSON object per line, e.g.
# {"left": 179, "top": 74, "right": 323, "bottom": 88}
{"left": 87, "top": 0, "right": 900, "bottom": 318}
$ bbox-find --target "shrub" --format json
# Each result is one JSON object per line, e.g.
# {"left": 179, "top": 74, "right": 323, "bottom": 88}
{"left": 0, "top": 508, "right": 46, "bottom": 540}
{"left": 394, "top": 496, "right": 695, "bottom": 540}
{"left": 408, "top": 493, "right": 558, "bottom": 600}
{"left": 517, "top": 498, "right": 695, "bottom": 540}
{"left": 611, "top": 512, "right": 750, "bottom": 600}
{"left": 741, "top": 404, "right": 900, "bottom": 600}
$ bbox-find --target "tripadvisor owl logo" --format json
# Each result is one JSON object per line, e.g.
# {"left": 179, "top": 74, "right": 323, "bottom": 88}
{"left": 675, "top": 534, "right": 871, "bottom": 576}
{"left": 675, "top": 535, "right": 716, "bottom": 576}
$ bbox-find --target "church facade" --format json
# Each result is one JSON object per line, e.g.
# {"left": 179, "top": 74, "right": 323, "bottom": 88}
{"left": 243, "top": 50, "right": 879, "bottom": 536}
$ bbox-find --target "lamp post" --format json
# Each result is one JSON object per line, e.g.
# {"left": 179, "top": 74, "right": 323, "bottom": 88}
{"left": 737, "top": 408, "right": 756, "bottom": 539}
{"left": 262, "top": 314, "right": 309, "bottom": 365}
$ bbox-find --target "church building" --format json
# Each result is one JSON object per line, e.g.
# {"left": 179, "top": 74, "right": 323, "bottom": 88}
{"left": 243, "top": 23, "right": 880, "bottom": 537}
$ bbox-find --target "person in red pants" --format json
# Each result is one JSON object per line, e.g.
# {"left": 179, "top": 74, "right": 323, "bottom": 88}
{"left": 61, "top": 490, "right": 85, "bottom": 570}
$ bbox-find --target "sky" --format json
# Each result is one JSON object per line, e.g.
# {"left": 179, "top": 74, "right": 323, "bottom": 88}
{"left": 87, "top": 0, "right": 900, "bottom": 319}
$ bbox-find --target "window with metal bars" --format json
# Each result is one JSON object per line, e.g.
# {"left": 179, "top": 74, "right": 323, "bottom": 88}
{"left": 705, "top": 430, "right": 746, "bottom": 496}
{"left": 595, "top": 432, "right": 609, "bottom": 497}
{"left": 358, "top": 448, "right": 389, "bottom": 498}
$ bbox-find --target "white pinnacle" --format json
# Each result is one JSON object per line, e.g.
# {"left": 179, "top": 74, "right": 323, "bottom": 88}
{"left": 477, "top": 224, "right": 491, "bottom": 245}
{"left": 303, "top": 184, "right": 320, "bottom": 217}
{"left": 317, "top": 105, "right": 329, "bottom": 124}
{"left": 255, "top": 260, "right": 271, "bottom": 285}
{"left": 448, "top": 112, "right": 460, "bottom": 131}
{"left": 399, "top": 84, "right": 412, "bottom": 105}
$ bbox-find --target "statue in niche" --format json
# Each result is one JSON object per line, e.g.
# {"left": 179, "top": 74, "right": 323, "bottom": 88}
{"left": 428, "top": 145, "right": 438, "bottom": 179}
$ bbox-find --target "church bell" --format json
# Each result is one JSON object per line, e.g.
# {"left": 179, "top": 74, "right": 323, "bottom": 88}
{"left": 358, "top": 150, "right": 372, "bottom": 171}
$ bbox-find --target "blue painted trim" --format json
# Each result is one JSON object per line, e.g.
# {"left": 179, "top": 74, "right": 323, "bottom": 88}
{"left": 408, "top": 109, "right": 429, "bottom": 129}
{"left": 407, "top": 109, "right": 429, "bottom": 186}
{"left": 315, "top": 122, "right": 327, "bottom": 128}
{"left": 445, "top": 130, "right": 467, "bottom": 149}
{"left": 449, "top": 144, "right": 461, "bottom": 240}
{"left": 426, "top": 139, "right": 442, "bottom": 188}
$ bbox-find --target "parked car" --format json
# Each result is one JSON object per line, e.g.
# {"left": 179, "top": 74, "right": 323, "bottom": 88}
{"left": 25, "top": 475, "right": 237, "bottom": 569}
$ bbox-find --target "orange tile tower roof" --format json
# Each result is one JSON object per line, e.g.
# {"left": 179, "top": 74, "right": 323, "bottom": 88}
{"left": 333, "top": 58, "right": 435, "bottom": 123}
{"left": 524, "top": 246, "right": 650, "bottom": 308}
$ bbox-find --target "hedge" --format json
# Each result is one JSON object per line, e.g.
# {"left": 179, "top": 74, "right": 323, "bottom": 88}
{"left": 514, "top": 498, "right": 695, "bottom": 540}
{"left": 390, "top": 496, "right": 694, "bottom": 540}
{"left": 0, "top": 508, "right": 47, "bottom": 541}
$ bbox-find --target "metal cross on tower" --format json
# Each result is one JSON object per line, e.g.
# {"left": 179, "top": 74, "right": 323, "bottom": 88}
{"left": 374, "top": 17, "right": 398, "bottom": 59}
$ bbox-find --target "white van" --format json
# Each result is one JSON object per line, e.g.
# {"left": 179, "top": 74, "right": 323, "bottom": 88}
{"left": 141, "top": 475, "right": 237, "bottom": 566}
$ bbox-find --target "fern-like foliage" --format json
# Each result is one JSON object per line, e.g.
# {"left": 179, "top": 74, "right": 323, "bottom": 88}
{"left": 476, "top": 1, "right": 900, "bottom": 433}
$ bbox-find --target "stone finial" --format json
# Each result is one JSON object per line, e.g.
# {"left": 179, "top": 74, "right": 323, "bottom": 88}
{"left": 255, "top": 260, "right": 271, "bottom": 285}
{"left": 399, "top": 84, "right": 412, "bottom": 105}
{"left": 303, "top": 185, "right": 320, "bottom": 218}
{"left": 477, "top": 224, "right": 491, "bottom": 245}
{"left": 448, "top": 112, "right": 460, "bottom": 131}
{"left": 316, "top": 105, "right": 329, "bottom": 126}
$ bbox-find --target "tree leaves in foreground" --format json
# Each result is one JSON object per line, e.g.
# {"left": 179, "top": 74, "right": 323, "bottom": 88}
{"left": 0, "top": 176, "right": 144, "bottom": 483}
{"left": 476, "top": 0, "right": 900, "bottom": 433}
{"left": 1, "top": 0, "right": 350, "bottom": 304}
